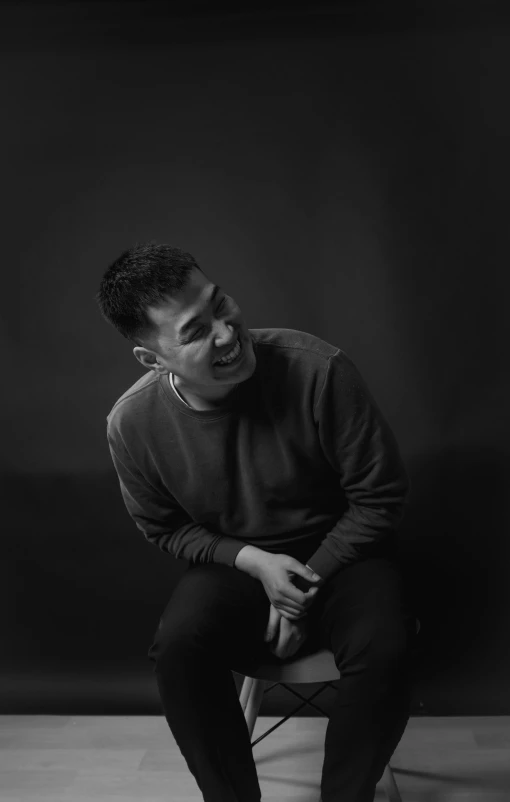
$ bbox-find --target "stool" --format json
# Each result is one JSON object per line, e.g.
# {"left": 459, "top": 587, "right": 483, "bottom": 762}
{"left": 235, "top": 618, "right": 421, "bottom": 802}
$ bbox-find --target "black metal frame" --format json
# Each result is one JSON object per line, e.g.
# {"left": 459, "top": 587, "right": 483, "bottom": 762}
{"left": 250, "top": 680, "right": 337, "bottom": 748}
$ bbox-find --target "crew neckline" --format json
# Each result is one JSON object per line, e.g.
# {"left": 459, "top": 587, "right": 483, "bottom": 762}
{"left": 169, "top": 371, "right": 194, "bottom": 408}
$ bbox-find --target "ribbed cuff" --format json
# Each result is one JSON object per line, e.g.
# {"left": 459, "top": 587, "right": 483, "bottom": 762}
{"left": 212, "top": 536, "right": 250, "bottom": 568}
{"left": 305, "top": 546, "right": 344, "bottom": 584}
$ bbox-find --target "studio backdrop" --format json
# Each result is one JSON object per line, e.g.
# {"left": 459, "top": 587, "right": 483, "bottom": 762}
{"left": 3, "top": 2, "right": 509, "bottom": 714}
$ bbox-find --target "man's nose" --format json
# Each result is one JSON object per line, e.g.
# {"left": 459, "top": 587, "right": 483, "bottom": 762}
{"left": 214, "top": 320, "right": 237, "bottom": 343}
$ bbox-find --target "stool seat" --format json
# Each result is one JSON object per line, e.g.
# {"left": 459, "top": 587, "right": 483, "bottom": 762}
{"left": 242, "top": 647, "right": 340, "bottom": 683}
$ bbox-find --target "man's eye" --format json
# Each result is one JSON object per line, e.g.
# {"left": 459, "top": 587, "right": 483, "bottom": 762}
{"left": 189, "top": 327, "right": 204, "bottom": 341}
{"left": 187, "top": 299, "right": 228, "bottom": 342}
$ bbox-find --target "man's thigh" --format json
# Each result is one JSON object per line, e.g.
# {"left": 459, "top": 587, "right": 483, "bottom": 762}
{"left": 301, "top": 557, "right": 417, "bottom": 661}
{"left": 148, "top": 562, "right": 271, "bottom": 673}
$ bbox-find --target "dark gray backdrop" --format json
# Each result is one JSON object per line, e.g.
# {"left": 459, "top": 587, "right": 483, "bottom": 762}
{"left": 3, "top": 1, "right": 509, "bottom": 715}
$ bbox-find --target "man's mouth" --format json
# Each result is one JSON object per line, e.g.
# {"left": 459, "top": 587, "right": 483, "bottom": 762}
{"left": 214, "top": 335, "right": 243, "bottom": 367}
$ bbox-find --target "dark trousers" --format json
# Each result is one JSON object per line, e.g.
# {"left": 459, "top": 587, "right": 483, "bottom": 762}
{"left": 148, "top": 555, "right": 418, "bottom": 802}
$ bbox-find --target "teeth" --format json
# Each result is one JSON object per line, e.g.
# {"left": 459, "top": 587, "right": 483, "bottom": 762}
{"left": 216, "top": 337, "right": 240, "bottom": 365}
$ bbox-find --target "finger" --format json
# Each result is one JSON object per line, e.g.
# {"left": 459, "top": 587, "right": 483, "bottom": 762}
{"left": 279, "top": 608, "right": 305, "bottom": 622}
{"left": 302, "top": 586, "right": 319, "bottom": 602}
{"left": 273, "top": 595, "right": 305, "bottom": 614}
{"left": 274, "top": 606, "right": 293, "bottom": 620}
{"left": 281, "top": 591, "right": 309, "bottom": 612}
{"left": 302, "top": 588, "right": 319, "bottom": 606}
{"left": 285, "top": 558, "right": 322, "bottom": 584}
{"left": 276, "top": 602, "right": 305, "bottom": 618}
{"left": 265, "top": 605, "right": 281, "bottom": 640}
{"left": 282, "top": 583, "right": 312, "bottom": 608}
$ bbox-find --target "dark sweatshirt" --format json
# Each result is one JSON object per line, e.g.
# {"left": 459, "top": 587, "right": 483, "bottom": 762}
{"left": 106, "top": 328, "right": 410, "bottom": 583}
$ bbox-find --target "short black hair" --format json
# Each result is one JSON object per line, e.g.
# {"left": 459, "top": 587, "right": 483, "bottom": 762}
{"left": 96, "top": 241, "right": 202, "bottom": 346}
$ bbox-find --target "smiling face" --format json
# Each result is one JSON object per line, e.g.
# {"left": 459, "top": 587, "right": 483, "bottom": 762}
{"left": 132, "top": 267, "right": 257, "bottom": 404}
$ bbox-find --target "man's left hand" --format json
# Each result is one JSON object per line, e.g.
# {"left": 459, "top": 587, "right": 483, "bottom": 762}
{"left": 264, "top": 604, "right": 311, "bottom": 660}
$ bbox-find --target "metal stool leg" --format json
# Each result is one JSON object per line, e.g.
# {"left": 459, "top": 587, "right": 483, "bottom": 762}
{"left": 239, "top": 675, "right": 255, "bottom": 714}
{"left": 381, "top": 763, "right": 402, "bottom": 802}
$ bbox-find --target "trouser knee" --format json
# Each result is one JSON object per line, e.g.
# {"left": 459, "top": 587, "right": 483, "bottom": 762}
{"left": 335, "top": 618, "right": 411, "bottom": 690}
{"left": 148, "top": 623, "right": 202, "bottom": 674}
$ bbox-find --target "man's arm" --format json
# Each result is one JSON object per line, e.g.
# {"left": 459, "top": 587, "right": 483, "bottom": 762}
{"left": 305, "top": 350, "right": 410, "bottom": 584}
{"left": 107, "top": 430, "right": 246, "bottom": 567}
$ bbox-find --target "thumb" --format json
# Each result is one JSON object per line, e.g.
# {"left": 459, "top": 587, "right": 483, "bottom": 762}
{"left": 289, "top": 559, "right": 322, "bottom": 583}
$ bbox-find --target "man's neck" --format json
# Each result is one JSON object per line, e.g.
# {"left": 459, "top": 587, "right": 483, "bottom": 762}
{"left": 171, "top": 373, "right": 236, "bottom": 411}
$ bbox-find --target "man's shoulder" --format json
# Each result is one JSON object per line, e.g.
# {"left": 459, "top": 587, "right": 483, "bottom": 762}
{"left": 249, "top": 327, "right": 339, "bottom": 362}
{"left": 106, "top": 370, "right": 160, "bottom": 437}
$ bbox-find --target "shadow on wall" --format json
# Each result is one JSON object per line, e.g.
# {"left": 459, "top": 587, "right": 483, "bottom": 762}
{"left": 3, "top": 443, "right": 509, "bottom": 714}
{"left": 397, "top": 444, "right": 510, "bottom": 712}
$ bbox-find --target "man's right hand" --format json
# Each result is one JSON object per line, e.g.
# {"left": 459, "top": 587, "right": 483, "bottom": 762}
{"left": 251, "top": 551, "right": 322, "bottom": 620}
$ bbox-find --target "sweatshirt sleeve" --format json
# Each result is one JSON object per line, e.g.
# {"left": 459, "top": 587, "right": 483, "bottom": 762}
{"left": 107, "top": 429, "right": 247, "bottom": 567}
{"left": 304, "top": 350, "right": 410, "bottom": 583}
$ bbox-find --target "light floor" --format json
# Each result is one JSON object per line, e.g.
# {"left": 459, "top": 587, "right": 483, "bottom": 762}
{"left": 0, "top": 715, "right": 509, "bottom": 801}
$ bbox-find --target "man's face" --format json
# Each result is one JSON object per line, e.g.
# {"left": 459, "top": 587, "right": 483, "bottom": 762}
{"left": 133, "top": 267, "right": 257, "bottom": 398}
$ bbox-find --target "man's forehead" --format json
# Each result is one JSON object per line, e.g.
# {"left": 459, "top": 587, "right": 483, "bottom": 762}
{"left": 145, "top": 277, "right": 215, "bottom": 336}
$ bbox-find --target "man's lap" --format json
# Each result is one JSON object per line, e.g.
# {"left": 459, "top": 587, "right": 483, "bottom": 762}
{"left": 149, "top": 556, "right": 414, "bottom": 675}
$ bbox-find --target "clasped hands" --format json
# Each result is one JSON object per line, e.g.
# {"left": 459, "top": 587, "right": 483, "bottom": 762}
{"left": 255, "top": 553, "right": 324, "bottom": 660}
{"left": 264, "top": 603, "right": 312, "bottom": 659}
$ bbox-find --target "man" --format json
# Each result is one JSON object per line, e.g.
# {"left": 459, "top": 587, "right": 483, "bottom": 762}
{"left": 96, "top": 242, "right": 416, "bottom": 802}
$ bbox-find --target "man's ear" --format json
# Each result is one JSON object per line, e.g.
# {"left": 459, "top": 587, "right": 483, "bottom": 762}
{"left": 133, "top": 346, "right": 163, "bottom": 373}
